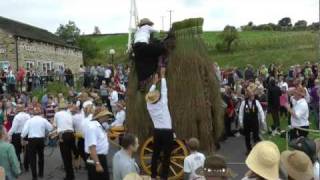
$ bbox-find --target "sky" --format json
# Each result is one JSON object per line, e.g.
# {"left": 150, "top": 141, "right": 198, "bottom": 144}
{"left": 0, "top": 0, "right": 318, "bottom": 34}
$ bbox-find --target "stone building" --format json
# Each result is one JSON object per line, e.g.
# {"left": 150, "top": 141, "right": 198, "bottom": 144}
{"left": 0, "top": 16, "right": 83, "bottom": 74}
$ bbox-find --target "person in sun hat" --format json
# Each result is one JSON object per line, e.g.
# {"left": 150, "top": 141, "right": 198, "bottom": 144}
{"left": 146, "top": 67, "right": 174, "bottom": 180}
{"left": 133, "top": 18, "right": 165, "bottom": 85}
{"left": 284, "top": 86, "right": 309, "bottom": 140}
{"left": 195, "top": 154, "right": 236, "bottom": 180}
{"left": 85, "top": 107, "right": 113, "bottom": 180}
{"left": 281, "top": 150, "right": 314, "bottom": 180}
{"left": 242, "top": 141, "right": 280, "bottom": 180}
{"left": 290, "top": 137, "right": 319, "bottom": 180}
{"left": 239, "top": 83, "right": 266, "bottom": 154}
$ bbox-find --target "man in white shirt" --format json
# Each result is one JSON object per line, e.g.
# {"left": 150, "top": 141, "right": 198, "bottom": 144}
{"left": 104, "top": 67, "right": 112, "bottom": 85}
{"left": 111, "top": 102, "right": 126, "bottom": 127}
{"left": 133, "top": 18, "right": 164, "bottom": 84}
{"left": 285, "top": 86, "right": 309, "bottom": 139}
{"left": 54, "top": 103, "right": 76, "bottom": 180}
{"left": 108, "top": 86, "right": 119, "bottom": 113}
{"left": 184, "top": 138, "right": 205, "bottom": 180}
{"left": 21, "top": 106, "right": 53, "bottom": 180}
{"left": 146, "top": 67, "right": 174, "bottom": 179}
{"left": 84, "top": 108, "right": 113, "bottom": 180}
{"left": 8, "top": 104, "right": 31, "bottom": 163}
{"left": 238, "top": 83, "right": 266, "bottom": 154}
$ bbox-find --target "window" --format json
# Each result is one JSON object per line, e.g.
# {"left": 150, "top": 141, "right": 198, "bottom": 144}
{"left": 25, "top": 61, "right": 34, "bottom": 71}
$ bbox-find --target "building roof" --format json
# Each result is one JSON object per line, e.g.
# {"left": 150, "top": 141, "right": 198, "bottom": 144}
{"left": 0, "top": 16, "right": 79, "bottom": 49}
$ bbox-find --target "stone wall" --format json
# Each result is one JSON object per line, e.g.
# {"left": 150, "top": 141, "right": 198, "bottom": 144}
{"left": 18, "top": 38, "right": 83, "bottom": 74}
{"left": 0, "top": 29, "right": 17, "bottom": 70}
{"left": 0, "top": 28, "right": 83, "bottom": 74}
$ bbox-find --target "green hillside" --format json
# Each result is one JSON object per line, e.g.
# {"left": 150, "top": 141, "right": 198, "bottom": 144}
{"left": 84, "top": 31, "right": 319, "bottom": 68}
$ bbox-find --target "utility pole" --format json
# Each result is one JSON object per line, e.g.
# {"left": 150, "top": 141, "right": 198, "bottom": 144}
{"left": 161, "top": 16, "right": 165, "bottom": 31}
{"left": 167, "top": 10, "right": 174, "bottom": 28}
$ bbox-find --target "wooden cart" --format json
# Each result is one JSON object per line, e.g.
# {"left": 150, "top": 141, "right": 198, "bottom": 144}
{"left": 108, "top": 127, "right": 189, "bottom": 180}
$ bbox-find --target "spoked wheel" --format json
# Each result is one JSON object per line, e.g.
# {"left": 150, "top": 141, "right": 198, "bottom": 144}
{"left": 140, "top": 137, "right": 189, "bottom": 180}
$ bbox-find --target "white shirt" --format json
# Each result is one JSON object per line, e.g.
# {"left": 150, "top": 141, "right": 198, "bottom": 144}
{"left": 238, "top": 99, "right": 266, "bottom": 126}
{"left": 54, "top": 110, "right": 74, "bottom": 133}
{"left": 109, "top": 90, "right": 119, "bottom": 106}
{"left": 8, "top": 112, "right": 31, "bottom": 136}
{"left": 290, "top": 98, "right": 309, "bottom": 127}
{"left": 84, "top": 120, "right": 109, "bottom": 155}
{"left": 21, "top": 115, "right": 53, "bottom": 138}
{"left": 111, "top": 110, "right": 126, "bottom": 127}
{"left": 105, "top": 69, "right": 112, "bottom": 79}
{"left": 314, "top": 161, "right": 319, "bottom": 180}
{"left": 147, "top": 78, "right": 172, "bottom": 129}
{"left": 134, "top": 25, "right": 157, "bottom": 44}
{"left": 278, "top": 81, "right": 288, "bottom": 92}
{"left": 73, "top": 112, "right": 84, "bottom": 133}
{"left": 81, "top": 113, "right": 93, "bottom": 135}
{"left": 183, "top": 152, "right": 206, "bottom": 180}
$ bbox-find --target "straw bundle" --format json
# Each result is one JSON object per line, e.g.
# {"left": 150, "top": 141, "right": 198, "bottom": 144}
{"left": 126, "top": 18, "right": 223, "bottom": 152}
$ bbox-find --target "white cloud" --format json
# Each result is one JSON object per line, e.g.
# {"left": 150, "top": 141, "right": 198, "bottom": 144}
{"left": 0, "top": 0, "right": 318, "bottom": 34}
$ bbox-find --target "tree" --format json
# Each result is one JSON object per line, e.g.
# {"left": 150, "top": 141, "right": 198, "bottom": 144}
{"left": 278, "top": 17, "right": 292, "bottom": 31}
{"left": 308, "top": 22, "right": 320, "bottom": 30}
{"left": 216, "top": 25, "right": 239, "bottom": 52}
{"left": 77, "top": 37, "right": 100, "bottom": 65}
{"left": 93, "top": 26, "right": 101, "bottom": 34}
{"left": 241, "top": 21, "right": 254, "bottom": 31}
{"left": 294, "top": 20, "right": 307, "bottom": 31}
{"left": 55, "top": 21, "right": 81, "bottom": 45}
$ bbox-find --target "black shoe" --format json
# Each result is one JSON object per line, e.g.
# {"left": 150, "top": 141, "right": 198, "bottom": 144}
{"left": 38, "top": 174, "right": 43, "bottom": 179}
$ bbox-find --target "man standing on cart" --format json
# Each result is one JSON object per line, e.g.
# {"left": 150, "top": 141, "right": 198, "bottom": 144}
{"left": 146, "top": 67, "right": 174, "bottom": 180}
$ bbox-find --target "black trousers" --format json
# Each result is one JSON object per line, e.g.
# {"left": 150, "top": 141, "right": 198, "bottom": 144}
{"left": 59, "top": 132, "right": 77, "bottom": 180}
{"left": 151, "top": 129, "right": 174, "bottom": 179}
{"left": 243, "top": 119, "right": 260, "bottom": 152}
{"left": 24, "top": 144, "right": 30, "bottom": 171}
{"left": 28, "top": 138, "right": 45, "bottom": 179}
{"left": 76, "top": 137, "right": 87, "bottom": 164}
{"left": 87, "top": 154, "right": 109, "bottom": 180}
{"left": 224, "top": 115, "right": 233, "bottom": 137}
{"left": 11, "top": 133, "right": 22, "bottom": 162}
{"left": 270, "top": 108, "right": 280, "bottom": 130}
{"left": 290, "top": 126, "right": 309, "bottom": 140}
{"left": 133, "top": 42, "right": 164, "bottom": 82}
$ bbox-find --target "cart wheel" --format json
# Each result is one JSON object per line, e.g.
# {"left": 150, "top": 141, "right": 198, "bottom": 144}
{"left": 140, "top": 137, "right": 189, "bottom": 180}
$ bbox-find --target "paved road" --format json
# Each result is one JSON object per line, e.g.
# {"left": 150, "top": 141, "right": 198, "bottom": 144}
{"left": 18, "top": 136, "right": 247, "bottom": 180}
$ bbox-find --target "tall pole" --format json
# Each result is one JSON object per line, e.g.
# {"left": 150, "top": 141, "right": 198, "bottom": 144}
{"left": 168, "top": 10, "right": 174, "bottom": 28}
{"left": 161, "top": 16, "right": 165, "bottom": 31}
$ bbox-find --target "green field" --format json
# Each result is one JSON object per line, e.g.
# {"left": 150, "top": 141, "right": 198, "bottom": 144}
{"left": 84, "top": 31, "right": 319, "bottom": 68}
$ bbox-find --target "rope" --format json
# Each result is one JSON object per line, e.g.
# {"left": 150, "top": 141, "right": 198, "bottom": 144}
{"left": 283, "top": 126, "right": 320, "bottom": 150}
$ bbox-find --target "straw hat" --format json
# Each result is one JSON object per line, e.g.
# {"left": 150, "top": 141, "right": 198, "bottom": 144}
{"left": 289, "top": 137, "right": 317, "bottom": 163}
{"left": 145, "top": 90, "right": 160, "bottom": 104}
{"left": 93, "top": 107, "right": 113, "bottom": 120}
{"left": 16, "top": 104, "right": 25, "bottom": 112}
{"left": 281, "top": 150, "right": 314, "bottom": 180}
{"left": 196, "top": 154, "right": 236, "bottom": 178}
{"left": 123, "top": 173, "right": 143, "bottom": 180}
{"left": 245, "top": 141, "right": 280, "bottom": 180}
{"left": 138, "top": 18, "right": 154, "bottom": 27}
